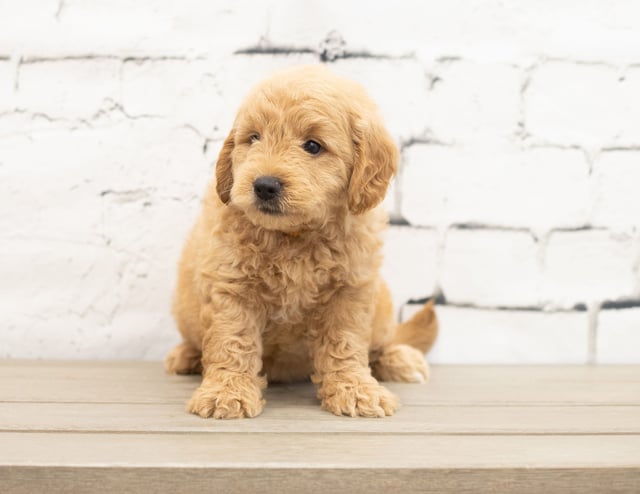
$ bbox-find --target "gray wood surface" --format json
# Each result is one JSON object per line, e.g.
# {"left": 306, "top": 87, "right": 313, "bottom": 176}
{"left": 1, "top": 360, "right": 639, "bottom": 493}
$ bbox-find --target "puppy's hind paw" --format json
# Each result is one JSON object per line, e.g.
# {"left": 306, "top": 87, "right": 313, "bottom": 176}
{"left": 165, "top": 342, "right": 202, "bottom": 375}
{"left": 370, "top": 344, "right": 430, "bottom": 383}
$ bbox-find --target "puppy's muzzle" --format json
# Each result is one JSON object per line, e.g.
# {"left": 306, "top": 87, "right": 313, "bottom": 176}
{"left": 253, "top": 176, "right": 284, "bottom": 214}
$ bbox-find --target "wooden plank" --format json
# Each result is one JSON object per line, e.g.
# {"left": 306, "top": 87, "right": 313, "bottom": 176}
{"left": 1, "top": 432, "right": 639, "bottom": 469}
{"left": 2, "top": 466, "right": 639, "bottom": 494}
{"left": 1, "top": 361, "right": 639, "bottom": 493}
{"left": 0, "top": 402, "right": 639, "bottom": 435}
{"left": 2, "top": 362, "right": 639, "bottom": 406}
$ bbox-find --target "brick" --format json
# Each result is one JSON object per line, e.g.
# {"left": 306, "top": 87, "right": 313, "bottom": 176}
{"left": 543, "top": 230, "right": 638, "bottom": 307}
{"left": 593, "top": 151, "right": 640, "bottom": 231}
{"left": 0, "top": 234, "right": 181, "bottom": 359}
{"left": 425, "top": 61, "right": 521, "bottom": 143}
{"left": 525, "top": 62, "right": 627, "bottom": 147}
{"left": 331, "top": 59, "right": 430, "bottom": 141}
{"left": 0, "top": 119, "right": 208, "bottom": 240}
{"left": 0, "top": 132, "right": 102, "bottom": 240}
{"left": 618, "top": 67, "right": 640, "bottom": 144}
{"left": 204, "top": 53, "right": 318, "bottom": 140}
{"left": 0, "top": 119, "right": 204, "bottom": 359}
{"left": 121, "top": 59, "right": 222, "bottom": 134}
{"left": 401, "top": 144, "right": 590, "bottom": 231}
{"left": 268, "top": 0, "right": 434, "bottom": 57}
{"left": 0, "top": 0, "right": 59, "bottom": 55}
{"left": 17, "top": 59, "right": 120, "bottom": 119}
{"left": 596, "top": 308, "right": 640, "bottom": 364}
{"left": 0, "top": 0, "right": 257, "bottom": 58}
{"left": 0, "top": 60, "right": 13, "bottom": 112}
{"left": 204, "top": 57, "right": 429, "bottom": 143}
{"left": 442, "top": 229, "right": 540, "bottom": 308}
{"left": 269, "top": 2, "right": 640, "bottom": 64}
{"left": 402, "top": 304, "right": 589, "bottom": 364}
{"left": 381, "top": 226, "right": 438, "bottom": 310}
{"left": 0, "top": 237, "right": 125, "bottom": 332}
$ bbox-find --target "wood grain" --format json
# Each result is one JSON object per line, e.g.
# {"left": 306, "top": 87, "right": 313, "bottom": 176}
{"left": 1, "top": 360, "right": 639, "bottom": 493}
{"left": 0, "top": 402, "right": 639, "bottom": 434}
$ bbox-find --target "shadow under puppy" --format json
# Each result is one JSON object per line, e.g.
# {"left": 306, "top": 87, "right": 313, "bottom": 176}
{"left": 166, "top": 65, "right": 438, "bottom": 418}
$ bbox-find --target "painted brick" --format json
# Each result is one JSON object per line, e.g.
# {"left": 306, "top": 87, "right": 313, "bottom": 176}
{"left": 3, "top": 1, "right": 640, "bottom": 362}
{"left": 403, "top": 304, "right": 589, "bottom": 364}
{"left": 121, "top": 59, "right": 222, "bottom": 134}
{"left": 17, "top": 59, "right": 120, "bottom": 119}
{"left": 204, "top": 53, "right": 318, "bottom": 140}
{"left": 0, "top": 123, "right": 203, "bottom": 359}
{"left": 618, "top": 67, "right": 640, "bottom": 144}
{"left": 401, "top": 144, "right": 590, "bottom": 232}
{"left": 596, "top": 308, "right": 640, "bottom": 364}
{"left": 543, "top": 230, "right": 638, "bottom": 307}
{"left": 0, "top": 0, "right": 59, "bottom": 55}
{"left": 442, "top": 229, "right": 540, "bottom": 308}
{"left": 593, "top": 151, "right": 640, "bottom": 231}
{"left": 381, "top": 226, "right": 439, "bottom": 311}
{"left": 268, "top": 1, "right": 640, "bottom": 63}
{"left": 0, "top": 60, "right": 13, "bottom": 112}
{"left": 331, "top": 58, "right": 430, "bottom": 141}
{"left": 0, "top": 1, "right": 268, "bottom": 58}
{"left": 0, "top": 120, "right": 208, "bottom": 241}
{"left": 0, "top": 236, "right": 179, "bottom": 360}
{"left": 425, "top": 61, "right": 521, "bottom": 143}
{"left": 525, "top": 62, "right": 629, "bottom": 147}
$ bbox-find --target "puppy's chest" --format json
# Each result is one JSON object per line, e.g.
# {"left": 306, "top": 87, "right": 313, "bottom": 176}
{"left": 242, "top": 244, "right": 348, "bottom": 322}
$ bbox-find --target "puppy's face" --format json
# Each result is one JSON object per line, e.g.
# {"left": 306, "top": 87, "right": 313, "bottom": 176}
{"left": 215, "top": 66, "right": 398, "bottom": 232}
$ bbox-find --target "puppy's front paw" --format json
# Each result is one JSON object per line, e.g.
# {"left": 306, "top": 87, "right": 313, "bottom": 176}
{"left": 319, "top": 379, "right": 399, "bottom": 418}
{"left": 188, "top": 375, "right": 265, "bottom": 419}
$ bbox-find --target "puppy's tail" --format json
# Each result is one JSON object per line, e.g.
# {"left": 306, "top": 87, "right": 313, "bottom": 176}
{"left": 393, "top": 299, "right": 438, "bottom": 353}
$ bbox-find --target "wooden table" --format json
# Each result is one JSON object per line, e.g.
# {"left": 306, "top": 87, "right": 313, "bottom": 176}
{"left": 1, "top": 361, "right": 639, "bottom": 493}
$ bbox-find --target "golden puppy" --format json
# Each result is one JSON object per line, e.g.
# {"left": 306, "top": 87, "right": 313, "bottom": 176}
{"left": 166, "top": 65, "right": 438, "bottom": 418}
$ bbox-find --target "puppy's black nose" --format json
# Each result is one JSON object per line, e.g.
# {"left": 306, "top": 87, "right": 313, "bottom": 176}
{"left": 253, "top": 176, "right": 283, "bottom": 201}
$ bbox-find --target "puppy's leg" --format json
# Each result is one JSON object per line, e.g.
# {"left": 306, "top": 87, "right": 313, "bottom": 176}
{"left": 188, "top": 294, "right": 267, "bottom": 419}
{"left": 310, "top": 287, "right": 399, "bottom": 418}
{"left": 370, "top": 344, "right": 429, "bottom": 383}
{"left": 165, "top": 341, "right": 202, "bottom": 375}
{"left": 368, "top": 281, "right": 431, "bottom": 383}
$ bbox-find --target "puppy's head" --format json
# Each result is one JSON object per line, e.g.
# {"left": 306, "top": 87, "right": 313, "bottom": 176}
{"left": 215, "top": 65, "right": 398, "bottom": 232}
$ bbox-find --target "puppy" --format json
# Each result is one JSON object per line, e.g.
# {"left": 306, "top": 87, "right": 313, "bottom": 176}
{"left": 166, "top": 65, "right": 438, "bottom": 418}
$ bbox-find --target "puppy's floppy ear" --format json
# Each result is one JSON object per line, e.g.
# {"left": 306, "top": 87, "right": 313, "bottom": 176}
{"left": 348, "top": 114, "right": 398, "bottom": 214}
{"left": 215, "top": 130, "right": 236, "bottom": 204}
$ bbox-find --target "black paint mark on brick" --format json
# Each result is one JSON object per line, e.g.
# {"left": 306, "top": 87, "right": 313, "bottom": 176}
{"left": 389, "top": 216, "right": 411, "bottom": 226}
{"left": 601, "top": 299, "right": 640, "bottom": 310}
{"left": 234, "top": 46, "right": 316, "bottom": 56}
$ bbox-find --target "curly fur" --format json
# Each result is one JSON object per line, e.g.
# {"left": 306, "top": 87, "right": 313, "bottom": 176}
{"left": 167, "top": 65, "right": 438, "bottom": 418}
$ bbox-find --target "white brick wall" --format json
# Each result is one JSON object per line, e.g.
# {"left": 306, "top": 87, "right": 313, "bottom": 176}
{"left": 442, "top": 229, "right": 540, "bottom": 308}
{"left": 401, "top": 145, "right": 591, "bottom": 231}
{"left": 2, "top": 1, "right": 639, "bottom": 363}
{"left": 380, "top": 226, "right": 439, "bottom": 310}
{"left": 593, "top": 151, "right": 640, "bottom": 231}
{"left": 18, "top": 59, "right": 121, "bottom": 119}
{"left": 423, "top": 61, "right": 521, "bottom": 143}
{"left": 543, "top": 230, "right": 638, "bottom": 308}
{"left": 596, "top": 308, "right": 640, "bottom": 363}
{"left": 0, "top": 60, "right": 12, "bottom": 112}
{"left": 403, "top": 305, "right": 590, "bottom": 364}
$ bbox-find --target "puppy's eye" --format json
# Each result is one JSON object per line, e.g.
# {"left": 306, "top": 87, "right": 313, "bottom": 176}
{"left": 249, "top": 133, "right": 260, "bottom": 144}
{"left": 303, "top": 140, "right": 322, "bottom": 155}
